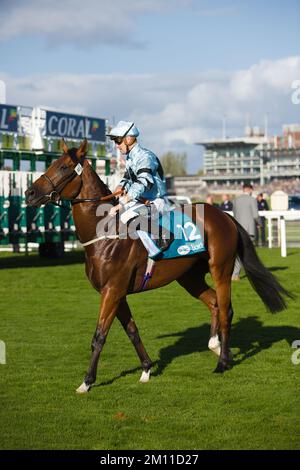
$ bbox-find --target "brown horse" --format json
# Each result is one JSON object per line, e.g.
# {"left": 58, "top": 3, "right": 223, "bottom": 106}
{"left": 25, "top": 140, "right": 291, "bottom": 393}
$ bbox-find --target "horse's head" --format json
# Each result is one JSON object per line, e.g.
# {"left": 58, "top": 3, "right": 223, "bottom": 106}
{"left": 25, "top": 139, "right": 88, "bottom": 207}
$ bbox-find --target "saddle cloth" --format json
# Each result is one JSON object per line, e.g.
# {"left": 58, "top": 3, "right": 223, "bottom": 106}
{"left": 138, "top": 208, "right": 206, "bottom": 260}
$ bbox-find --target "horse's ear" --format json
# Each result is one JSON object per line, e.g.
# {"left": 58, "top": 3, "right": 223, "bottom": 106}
{"left": 62, "top": 139, "right": 69, "bottom": 154}
{"left": 76, "top": 139, "right": 88, "bottom": 159}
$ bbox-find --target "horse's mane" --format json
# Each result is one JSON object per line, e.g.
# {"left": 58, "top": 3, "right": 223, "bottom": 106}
{"left": 69, "top": 147, "right": 112, "bottom": 197}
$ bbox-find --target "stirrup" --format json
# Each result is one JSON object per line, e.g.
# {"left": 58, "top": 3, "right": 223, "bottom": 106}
{"left": 154, "top": 237, "right": 173, "bottom": 253}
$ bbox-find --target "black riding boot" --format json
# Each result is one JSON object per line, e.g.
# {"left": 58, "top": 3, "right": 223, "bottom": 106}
{"left": 154, "top": 233, "right": 174, "bottom": 253}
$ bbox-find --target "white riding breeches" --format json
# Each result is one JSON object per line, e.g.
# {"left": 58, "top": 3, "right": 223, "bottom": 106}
{"left": 120, "top": 197, "right": 170, "bottom": 225}
{"left": 119, "top": 197, "right": 170, "bottom": 257}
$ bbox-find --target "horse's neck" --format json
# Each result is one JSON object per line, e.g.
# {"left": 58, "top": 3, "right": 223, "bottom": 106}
{"left": 72, "top": 162, "right": 111, "bottom": 244}
{"left": 79, "top": 162, "right": 110, "bottom": 200}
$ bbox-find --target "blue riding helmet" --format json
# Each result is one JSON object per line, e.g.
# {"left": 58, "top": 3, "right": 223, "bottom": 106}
{"left": 107, "top": 121, "right": 140, "bottom": 138}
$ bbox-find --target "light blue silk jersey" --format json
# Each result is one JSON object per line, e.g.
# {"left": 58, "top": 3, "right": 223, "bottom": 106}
{"left": 120, "top": 143, "right": 167, "bottom": 201}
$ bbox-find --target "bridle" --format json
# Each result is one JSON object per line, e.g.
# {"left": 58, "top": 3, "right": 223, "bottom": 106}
{"left": 40, "top": 153, "right": 122, "bottom": 207}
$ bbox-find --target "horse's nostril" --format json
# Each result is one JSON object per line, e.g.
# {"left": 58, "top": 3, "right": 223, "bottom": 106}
{"left": 25, "top": 188, "right": 36, "bottom": 202}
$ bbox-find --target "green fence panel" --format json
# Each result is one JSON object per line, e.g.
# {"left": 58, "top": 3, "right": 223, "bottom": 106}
{"left": 26, "top": 205, "right": 45, "bottom": 243}
{"left": 43, "top": 204, "right": 62, "bottom": 243}
{"left": 8, "top": 195, "right": 27, "bottom": 244}
{"left": 0, "top": 196, "right": 9, "bottom": 244}
{"left": 60, "top": 202, "right": 76, "bottom": 241}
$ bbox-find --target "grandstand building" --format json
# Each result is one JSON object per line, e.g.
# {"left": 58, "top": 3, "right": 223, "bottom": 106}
{"left": 197, "top": 125, "right": 300, "bottom": 187}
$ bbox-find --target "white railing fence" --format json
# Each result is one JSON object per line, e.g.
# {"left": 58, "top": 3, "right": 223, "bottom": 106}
{"left": 227, "top": 210, "right": 300, "bottom": 257}
{"left": 263, "top": 211, "right": 300, "bottom": 256}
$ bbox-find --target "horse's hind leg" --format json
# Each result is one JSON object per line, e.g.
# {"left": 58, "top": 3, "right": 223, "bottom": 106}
{"left": 200, "top": 288, "right": 221, "bottom": 355}
{"left": 177, "top": 264, "right": 221, "bottom": 355}
{"left": 209, "top": 262, "right": 234, "bottom": 373}
{"left": 116, "top": 298, "right": 152, "bottom": 383}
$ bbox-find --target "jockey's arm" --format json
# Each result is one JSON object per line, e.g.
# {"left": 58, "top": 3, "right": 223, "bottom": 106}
{"left": 110, "top": 156, "right": 155, "bottom": 216}
{"left": 126, "top": 156, "right": 155, "bottom": 201}
{"left": 118, "top": 169, "right": 131, "bottom": 194}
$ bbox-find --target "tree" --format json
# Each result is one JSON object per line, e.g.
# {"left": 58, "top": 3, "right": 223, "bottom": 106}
{"left": 160, "top": 152, "right": 187, "bottom": 176}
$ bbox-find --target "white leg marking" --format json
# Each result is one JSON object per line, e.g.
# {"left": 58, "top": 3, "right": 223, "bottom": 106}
{"left": 208, "top": 335, "right": 221, "bottom": 356}
{"left": 76, "top": 382, "right": 90, "bottom": 394}
{"left": 139, "top": 369, "right": 151, "bottom": 383}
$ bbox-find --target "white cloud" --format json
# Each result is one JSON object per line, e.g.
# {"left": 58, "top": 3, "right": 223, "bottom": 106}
{"left": 1, "top": 55, "right": 300, "bottom": 172}
{"left": 230, "top": 57, "right": 300, "bottom": 101}
{"left": 0, "top": 0, "right": 191, "bottom": 47}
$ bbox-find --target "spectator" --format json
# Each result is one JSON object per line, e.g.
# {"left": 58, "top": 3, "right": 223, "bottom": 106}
{"left": 232, "top": 183, "right": 260, "bottom": 281}
{"left": 255, "top": 193, "right": 269, "bottom": 246}
{"left": 220, "top": 194, "right": 233, "bottom": 211}
{"left": 205, "top": 194, "right": 219, "bottom": 207}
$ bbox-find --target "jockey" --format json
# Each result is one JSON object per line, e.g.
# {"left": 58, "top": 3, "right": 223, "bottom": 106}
{"left": 107, "top": 120, "right": 171, "bottom": 255}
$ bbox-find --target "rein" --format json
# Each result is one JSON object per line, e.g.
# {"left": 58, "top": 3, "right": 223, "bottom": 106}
{"left": 52, "top": 189, "right": 122, "bottom": 207}
{"left": 68, "top": 189, "right": 123, "bottom": 205}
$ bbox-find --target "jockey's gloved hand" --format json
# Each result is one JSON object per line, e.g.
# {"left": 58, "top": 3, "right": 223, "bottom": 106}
{"left": 114, "top": 185, "right": 124, "bottom": 195}
{"left": 109, "top": 194, "right": 132, "bottom": 217}
{"left": 109, "top": 204, "right": 121, "bottom": 217}
{"left": 119, "top": 194, "right": 132, "bottom": 206}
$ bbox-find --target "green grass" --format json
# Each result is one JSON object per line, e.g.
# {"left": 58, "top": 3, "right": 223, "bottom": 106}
{"left": 0, "top": 249, "right": 299, "bottom": 450}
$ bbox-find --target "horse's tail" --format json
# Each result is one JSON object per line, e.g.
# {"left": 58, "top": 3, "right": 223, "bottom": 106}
{"left": 231, "top": 217, "right": 294, "bottom": 313}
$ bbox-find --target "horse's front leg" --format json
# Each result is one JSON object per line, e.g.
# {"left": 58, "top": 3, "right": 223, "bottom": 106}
{"left": 117, "top": 297, "right": 152, "bottom": 383}
{"left": 76, "top": 289, "right": 121, "bottom": 394}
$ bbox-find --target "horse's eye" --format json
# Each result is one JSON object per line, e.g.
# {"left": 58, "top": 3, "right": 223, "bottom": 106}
{"left": 61, "top": 164, "right": 68, "bottom": 171}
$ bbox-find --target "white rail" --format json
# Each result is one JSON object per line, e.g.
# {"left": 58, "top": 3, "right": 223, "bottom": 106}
{"left": 227, "top": 210, "right": 300, "bottom": 257}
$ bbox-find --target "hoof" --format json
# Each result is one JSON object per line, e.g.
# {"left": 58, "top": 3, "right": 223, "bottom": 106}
{"left": 139, "top": 369, "right": 151, "bottom": 383}
{"left": 76, "top": 382, "right": 91, "bottom": 394}
{"left": 213, "top": 362, "right": 231, "bottom": 374}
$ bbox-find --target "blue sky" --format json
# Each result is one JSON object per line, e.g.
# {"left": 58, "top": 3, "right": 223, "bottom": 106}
{"left": 0, "top": 0, "right": 300, "bottom": 171}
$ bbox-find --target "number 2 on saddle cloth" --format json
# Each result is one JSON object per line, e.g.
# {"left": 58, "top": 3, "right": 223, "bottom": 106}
{"left": 118, "top": 202, "right": 206, "bottom": 261}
